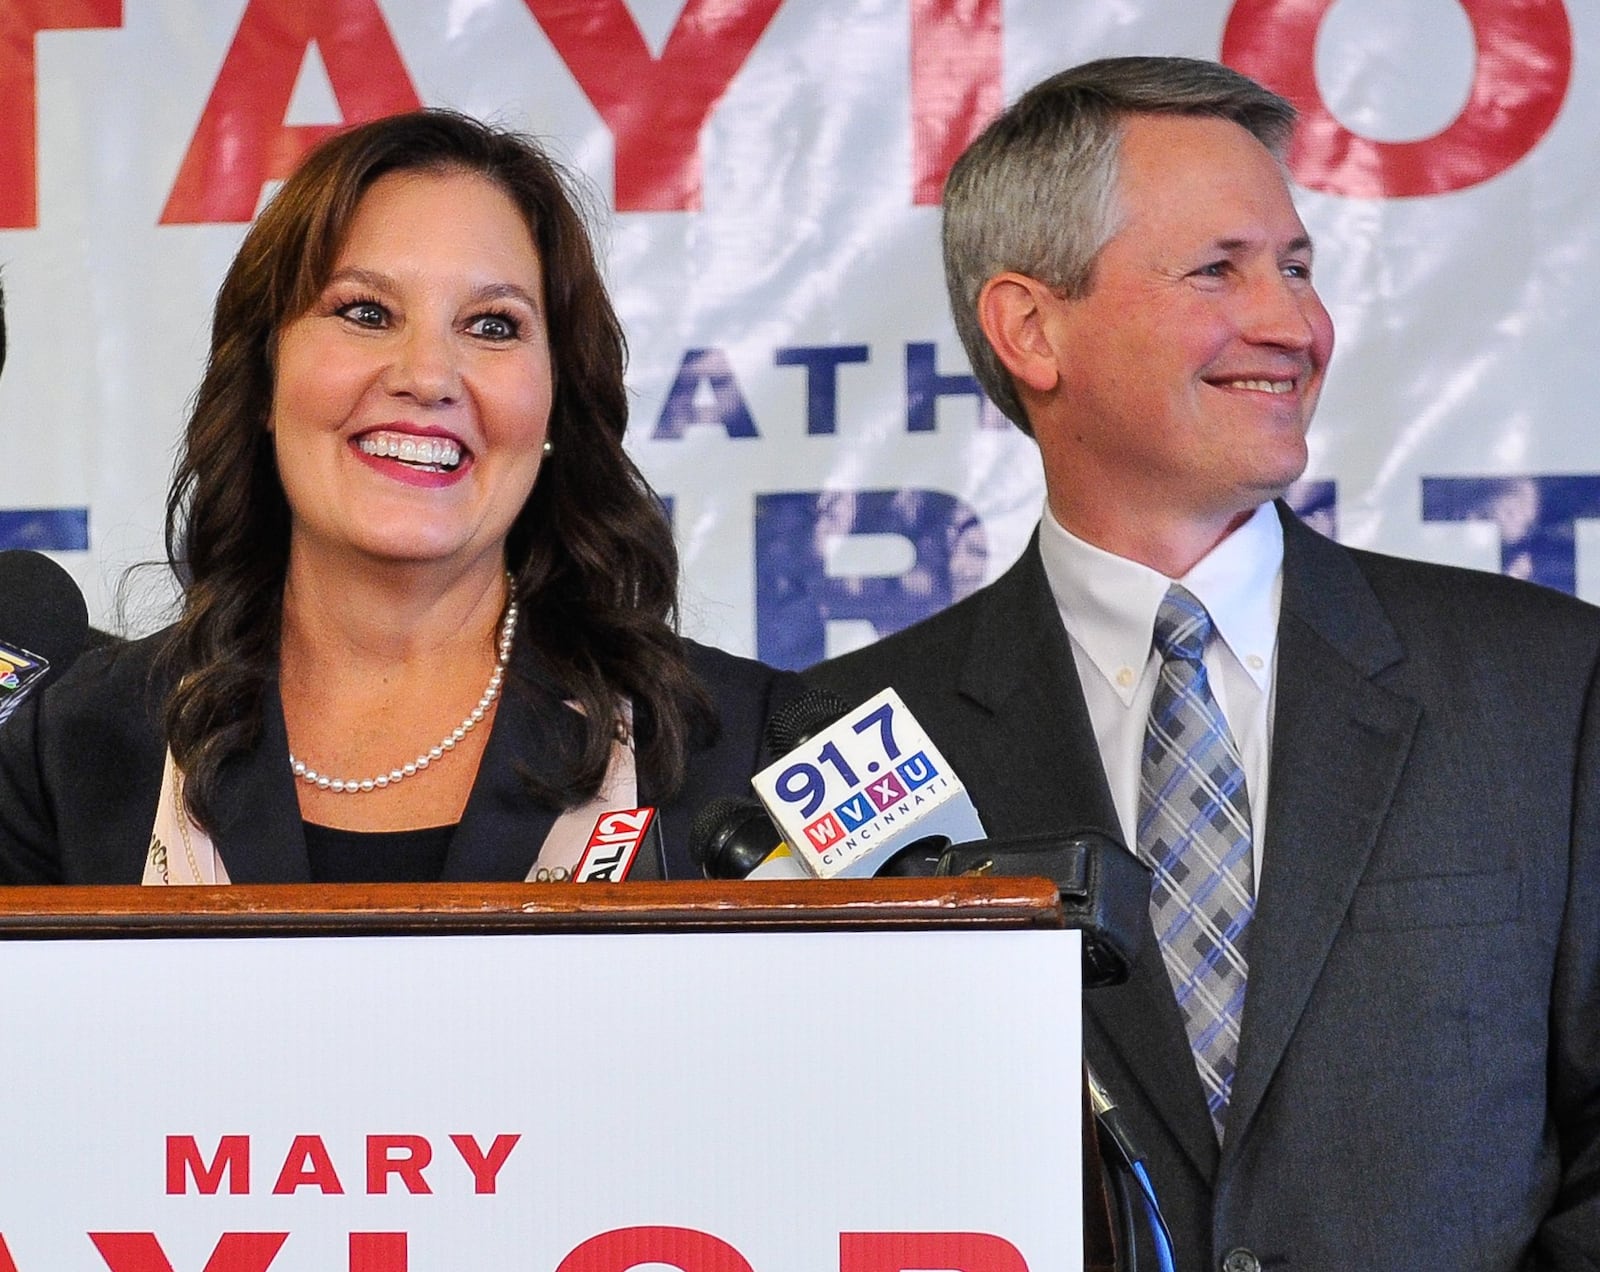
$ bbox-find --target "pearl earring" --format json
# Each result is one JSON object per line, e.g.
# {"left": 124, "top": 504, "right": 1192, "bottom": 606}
{"left": 542, "top": 439, "right": 553, "bottom": 456}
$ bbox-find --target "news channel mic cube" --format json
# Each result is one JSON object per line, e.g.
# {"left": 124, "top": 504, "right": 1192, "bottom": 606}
{"left": 752, "top": 688, "right": 985, "bottom": 878}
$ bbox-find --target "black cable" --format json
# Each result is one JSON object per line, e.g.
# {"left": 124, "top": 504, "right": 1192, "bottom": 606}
{"left": 1100, "top": 1154, "right": 1142, "bottom": 1272}
{"left": 1087, "top": 1066, "right": 1176, "bottom": 1271}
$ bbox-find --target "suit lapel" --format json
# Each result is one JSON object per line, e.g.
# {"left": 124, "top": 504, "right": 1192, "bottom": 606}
{"left": 957, "top": 540, "right": 1220, "bottom": 1176}
{"left": 443, "top": 641, "right": 572, "bottom": 880}
{"left": 956, "top": 543, "right": 1114, "bottom": 837}
{"left": 1222, "top": 509, "right": 1420, "bottom": 1155}
{"left": 210, "top": 676, "right": 313, "bottom": 882}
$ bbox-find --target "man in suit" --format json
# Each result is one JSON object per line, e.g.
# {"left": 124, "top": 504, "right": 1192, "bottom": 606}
{"left": 811, "top": 56, "right": 1600, "bottom": 1270}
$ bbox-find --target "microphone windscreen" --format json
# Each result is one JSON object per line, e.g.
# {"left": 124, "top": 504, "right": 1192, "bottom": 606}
{"left": 0, "top": 550, "right": 90, "bottom": 704}
{"left": 689, "top": 796, "right": 784, "bottom": 880}
{"left": 764, "top": 686, "right": 851, "bottom": 758}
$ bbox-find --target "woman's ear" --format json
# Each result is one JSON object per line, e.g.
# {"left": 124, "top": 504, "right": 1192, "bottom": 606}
{"left": 976, "top": 271, "right": 1065, "bottom": 395}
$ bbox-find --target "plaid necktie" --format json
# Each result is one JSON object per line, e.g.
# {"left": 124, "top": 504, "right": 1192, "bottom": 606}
{"left": 1137, "top": 585, "right": 1255, "bottom": 1140}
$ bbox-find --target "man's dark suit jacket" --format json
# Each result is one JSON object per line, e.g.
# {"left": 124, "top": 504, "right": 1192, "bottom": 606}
{"left": 810, "top": 504, "right": 1600, "bottom": 1270}
{"left": 0, "top": 628, "right": 797, "bottom": 882}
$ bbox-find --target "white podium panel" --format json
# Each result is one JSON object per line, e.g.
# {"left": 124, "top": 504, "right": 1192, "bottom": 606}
{"left": 0, "top": 928, "right": 1081, "bottom": 1272}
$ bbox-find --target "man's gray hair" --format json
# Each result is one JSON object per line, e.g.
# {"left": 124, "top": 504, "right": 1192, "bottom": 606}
{"left": 943, "top": 56, "right": 1297, "bottom": 432}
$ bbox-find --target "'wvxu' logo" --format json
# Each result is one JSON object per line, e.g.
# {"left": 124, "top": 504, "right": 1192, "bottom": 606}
{"left": 802, "top": 751, "right": 940, "bottom": 854}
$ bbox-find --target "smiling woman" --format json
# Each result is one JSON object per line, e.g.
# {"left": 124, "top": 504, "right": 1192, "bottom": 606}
{"left": 270, "top": 167, "right": 554, "bottom": 581}
{"left": 0, "top": 111, "right": 800, "bottom": 884}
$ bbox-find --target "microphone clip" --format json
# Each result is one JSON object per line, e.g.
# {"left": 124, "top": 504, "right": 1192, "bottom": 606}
{"left": 933, "top": 831, "right": 1150, "bottom": 989}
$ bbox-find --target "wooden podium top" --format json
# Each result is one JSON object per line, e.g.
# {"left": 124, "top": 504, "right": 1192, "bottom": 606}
{"left": 0, "top": 876, "right": 1065, "bottom": 938}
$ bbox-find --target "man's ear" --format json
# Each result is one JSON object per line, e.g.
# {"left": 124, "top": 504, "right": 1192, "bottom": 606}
{"left": 976, "top": 272, "right": 1064, "bottom": 395}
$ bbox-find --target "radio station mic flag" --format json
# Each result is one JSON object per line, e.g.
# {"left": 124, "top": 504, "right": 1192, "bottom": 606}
{"left": 751, "top": 687, "right": 985, "bottom": 878}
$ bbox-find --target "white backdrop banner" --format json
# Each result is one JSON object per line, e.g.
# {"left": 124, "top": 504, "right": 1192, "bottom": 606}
{"left": 0, "top": 0, "right": 1593, "bottom": 666}
{"left": 0, "top": 927, "right": 1082, "bottom": 1271}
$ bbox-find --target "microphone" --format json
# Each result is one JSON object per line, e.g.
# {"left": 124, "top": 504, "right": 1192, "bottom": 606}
{"left": 751, "top": 687, "right": 986, "bottom": 878}
{"left": 688, "top": 796, "right": 806, "bottom": 880}
{"left": 679, "top": 688, "right": 856, "bottom": 880}
{"left": 679, "top": 687, "right": 860, "bottom": 881}
{"left": 763, "top": 686, "right": 851, "bottom": 758}
{"left": 573, "top": 807, "right": 666, "bottom": 881}
{"left": 0, "top": 550, "right": 90, "bottom": 725}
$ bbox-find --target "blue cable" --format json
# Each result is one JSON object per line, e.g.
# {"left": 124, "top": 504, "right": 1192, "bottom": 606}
{"left": 1130, "top": 1159, "right": 1177, "bottom": 1272}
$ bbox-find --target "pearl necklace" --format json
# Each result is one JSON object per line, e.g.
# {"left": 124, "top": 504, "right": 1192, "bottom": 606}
{"left": 289, "top": 590, "right": 518, "bottom": 795}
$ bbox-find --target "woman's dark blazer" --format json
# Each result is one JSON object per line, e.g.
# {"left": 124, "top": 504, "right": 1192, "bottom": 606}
{"left": 0, "top": 626, "right": 799, "bottom": 883}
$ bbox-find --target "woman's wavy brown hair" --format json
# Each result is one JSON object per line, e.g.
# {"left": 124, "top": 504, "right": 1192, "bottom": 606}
{"left": 158, "top": 109, "right": 713, "bottom": 830}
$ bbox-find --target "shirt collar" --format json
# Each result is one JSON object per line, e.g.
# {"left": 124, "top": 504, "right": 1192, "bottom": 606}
{"left": 1038, "top": 502, "right": 1284, "bottom": 704}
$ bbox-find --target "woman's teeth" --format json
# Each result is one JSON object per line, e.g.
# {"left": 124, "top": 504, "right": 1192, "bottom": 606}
{"left": 358, "top": 433, "right": 462, "bottom": 471}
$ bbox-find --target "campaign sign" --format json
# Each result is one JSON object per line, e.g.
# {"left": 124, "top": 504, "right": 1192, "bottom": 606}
{"left": 752, "top": 689, "right": 985, "bottom": 878}
{"left": 0, "top": 927, "right": 1082, "bottom": 1270}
